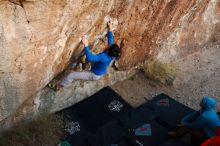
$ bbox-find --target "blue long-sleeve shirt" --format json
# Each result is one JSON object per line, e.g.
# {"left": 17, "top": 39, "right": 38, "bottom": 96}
{"left": 181, "top": 96, "right": 220, "bottom": 137}
{"left": 84, "top": 31, "right": 115, "bottom": 75}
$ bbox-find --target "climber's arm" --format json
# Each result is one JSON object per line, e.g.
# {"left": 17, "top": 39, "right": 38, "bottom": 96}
{"left": 82, "top": 35, "right": 107, "bottom": 62}
{"left": 84, "top": 47, "right": 104, "bottom": 62}
{"left": 181, "top": 112, "right": 207, "bottom": 129}
{"left": 107, "top": 31, "right": 114, "bottom": 45}
{"left": 107, "top": 20, "right": 115, "bottom": 45}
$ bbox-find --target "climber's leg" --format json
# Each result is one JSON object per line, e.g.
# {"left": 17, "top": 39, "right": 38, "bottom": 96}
{"left": 60, "top": 71, "right": 102, "bottom": 87}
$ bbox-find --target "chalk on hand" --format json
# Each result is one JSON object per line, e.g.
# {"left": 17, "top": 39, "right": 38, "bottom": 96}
{"left": 79, "top": 34, "right": 89, "bottom": 42}
{"left": 104, "top": 15, "right": 112, "bottom": 24}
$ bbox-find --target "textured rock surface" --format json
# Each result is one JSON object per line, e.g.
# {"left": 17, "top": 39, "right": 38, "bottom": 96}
{"left": 0, "top": 0, "right": 219, "bottom": 127}
{"left": 0, "top": 69, "right": 136, "bottom": 130}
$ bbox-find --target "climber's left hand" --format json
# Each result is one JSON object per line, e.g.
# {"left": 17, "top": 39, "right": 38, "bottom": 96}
{"left": 81, "top": 35, "right": 89, "bottom": 47}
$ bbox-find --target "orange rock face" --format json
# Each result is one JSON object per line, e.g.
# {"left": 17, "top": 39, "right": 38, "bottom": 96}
{"left": 0, "top": 0, "right": 219, "bottom": 123}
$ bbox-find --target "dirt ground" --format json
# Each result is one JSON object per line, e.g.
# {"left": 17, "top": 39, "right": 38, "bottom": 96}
{"left": 111, "top": 42, "right": 220, "bottom": 111}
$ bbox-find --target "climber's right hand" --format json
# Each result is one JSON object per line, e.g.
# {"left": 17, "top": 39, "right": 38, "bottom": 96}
{"left": 81, "top": 35, "right": 89, "bottom": 47}
{"left": 107, "top": 20, "right": 113, "bottom": 31}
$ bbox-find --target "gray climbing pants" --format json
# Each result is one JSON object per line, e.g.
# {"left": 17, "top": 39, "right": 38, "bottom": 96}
{"left": 61, "top": 71, "right": 102, "bottom": 87}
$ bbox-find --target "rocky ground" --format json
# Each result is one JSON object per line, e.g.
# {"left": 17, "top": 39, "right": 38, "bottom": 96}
{"left": 112, "top": 41, "right": 220, "bottom": 111}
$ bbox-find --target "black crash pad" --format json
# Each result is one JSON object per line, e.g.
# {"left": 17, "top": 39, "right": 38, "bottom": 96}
{"left": 159, "top": 140, "right": 192, "bottom": 146}
{"left": 94, "top": 119, "right": 128, "bottom": 146}
{"left": 144, "top": 93, "right": 195, "bottom": 130}
{"left": 124, "top": 119, "right": 169, "bottom": 146}
{"left": 110, "top": 138, "right": 133, "bottom": 146}
{"left": 122, "top": 93, "right": 195, "bottom": 146}
{"left": 56, "top": 91, "right": 196, "bottom": 146}
{"left": 118, "top": 107, "right": 156, "bottom": 130}
{"left": 56, "top": 86, "right": 133, "bottom": 146}
{"left": 118, "top": 105, "right": 167, "bottom": 146}
{"left": 57, "top": 86, "right": 132, "bottom": 132}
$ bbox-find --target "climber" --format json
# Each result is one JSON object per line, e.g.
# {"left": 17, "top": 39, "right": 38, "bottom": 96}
{"left": 48, "top": 20, "right": 121, "bottom": 91}
{"left": 169, "top": 96, "right": 220, "bottom": 141}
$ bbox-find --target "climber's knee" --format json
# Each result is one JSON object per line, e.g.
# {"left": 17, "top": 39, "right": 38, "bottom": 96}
{"left": 92, "top": 73, "right": 102, "bottom": 80}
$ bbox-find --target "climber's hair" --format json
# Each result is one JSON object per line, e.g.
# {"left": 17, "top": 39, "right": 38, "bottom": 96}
{"left": 108, "top": 44, "right": 121, "bottom": 59}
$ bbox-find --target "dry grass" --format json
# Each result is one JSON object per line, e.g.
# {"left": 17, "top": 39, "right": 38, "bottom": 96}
{"left": 143, "top": 60, "right": 177, "bottom": 86}
{"left": 0, "top": 114, "right": 64, "bottom": 146}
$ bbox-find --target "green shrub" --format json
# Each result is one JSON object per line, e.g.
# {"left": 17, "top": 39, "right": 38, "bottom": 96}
{"left": 143, "top": 60, "right": 177, "bottom": 86}
{"left": 0, "top": 114, "right": 64, "bottom": 146}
